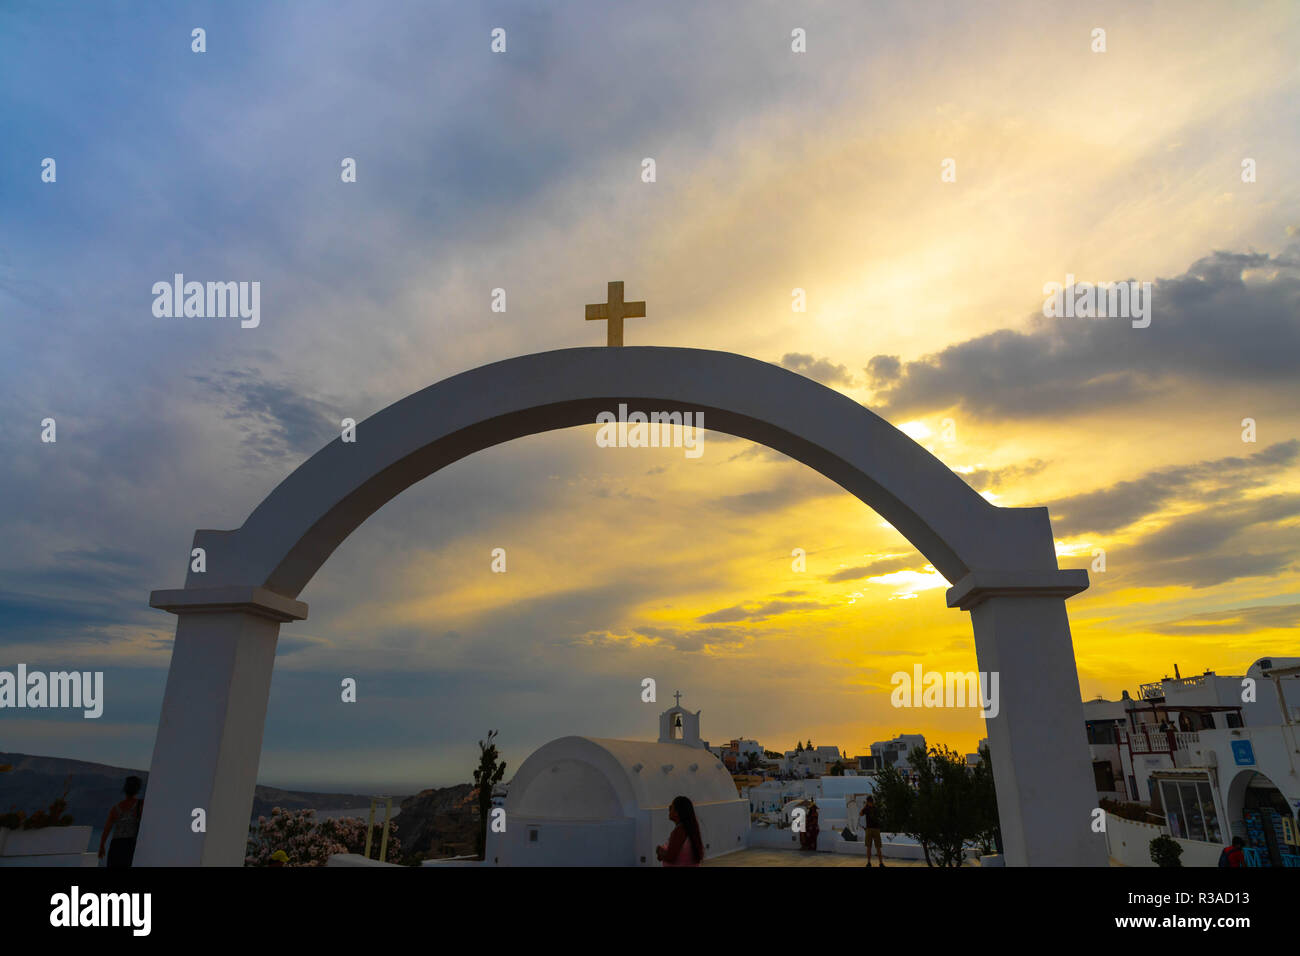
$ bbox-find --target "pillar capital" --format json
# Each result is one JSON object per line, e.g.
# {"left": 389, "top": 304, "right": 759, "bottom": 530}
{"left": 150, "top": 586, "right": 308, "bottom": 622}
{"left": 946, "top": 569, "right": 1089, "bottom": 611}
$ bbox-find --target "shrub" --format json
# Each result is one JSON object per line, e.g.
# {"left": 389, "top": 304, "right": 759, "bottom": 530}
{"left": 1149, "top": 834, "right": 1183, "bottom": 867}
{"left": 1, "top": 785, "right": 74, "bottom": 831}
{"left": 245, "top": 807, "right": 401, "bottom": 866}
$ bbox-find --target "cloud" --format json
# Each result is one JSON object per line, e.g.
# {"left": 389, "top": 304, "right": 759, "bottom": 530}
{"left": 696, "top": 599, "right": 830, "bottom": 623}
{"left": 868, "top": 251, "right": 1300, "bottom": 419}
{"left": 1148, "top": 603, "right": 1300, "bottom": 635}
{"left": 192, "top": 369, "right": 338, "bottom": 465}
{"left": 1050, "top": 441, "right": 1299, "bottom": 535}
{"left": 779, "top": 353, "right": 855, "bottom": 386}
{"left": 826, "top": 555, "right": 917, "bottom": 582}
{"left": 577, "top": 625, "right": 752, "bottom": 654}
{"left": 707, "top": 475, "right": 838, "bottom": 515}
{"left": 959, "top": 459, "right": 1049, "bottom": 492}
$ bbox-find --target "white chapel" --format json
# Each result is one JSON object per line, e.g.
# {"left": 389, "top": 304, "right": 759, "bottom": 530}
{"left": 485, "top": 695, "right": 750, "bottom": 866}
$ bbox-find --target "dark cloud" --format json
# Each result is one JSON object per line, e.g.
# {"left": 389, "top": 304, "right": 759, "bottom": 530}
{"left": 1131, "top": 495, "right": 1300, "bottom": 564}
{"left": 866, "top": 354, "right": 901, "bottom": 387}
{"left": 629, "top": 625, "right": 751, "bottom": 653}
{"left": 1149, "top": 603, "right": 1300, "bottom": 635}
{"left": 1050, "top": 441, "right": 1298, "bottom": 535}
{"left": 1086, "top": 492, "right": 1300, "bottom": 589}
{"left": 825, "top": 556, "right": 917, "bottom": 582}
{"left": 868, "top": 251, "right": 1300, "bottom": 419}
{"left": 697, "top": 599, "right": 831, "bottom": 623}
{"left": 696, "top": 604, "right": 749, "bottom": 623}
{"left": 1123, "top": 550, "right": 1296, "bottom": 589}
{"left": 779, "top": 353, "right": 855, "bottom": 386}
{"left": 959, "top": 459, "right": 1049, "bottom": 493}
{"left": 707, "top": 475, "right": 838, "bottom": 515}
{"left": 192, "top": 370, "right": 338, "bottom": 466}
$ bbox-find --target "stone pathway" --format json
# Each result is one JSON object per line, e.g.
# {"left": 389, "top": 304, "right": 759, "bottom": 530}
{"left": 703, "top": 848, "right": 941, "bottom": 867}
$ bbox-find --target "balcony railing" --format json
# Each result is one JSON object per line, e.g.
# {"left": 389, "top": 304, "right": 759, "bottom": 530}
{"left": 1138, "top": 675, "right": 1209, "bottom": 699}
{"left": 1121, "top": 730, "right": 1199, "bottom": 754}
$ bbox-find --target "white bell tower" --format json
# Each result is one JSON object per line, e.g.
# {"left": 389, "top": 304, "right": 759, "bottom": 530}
{"left": 658, "top": 690, "right": 705, "bottom": 748}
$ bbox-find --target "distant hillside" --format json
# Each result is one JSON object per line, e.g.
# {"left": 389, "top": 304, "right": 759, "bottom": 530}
{"left": 396, "top": 784, "right": 479, "bottom": 861}
{"left": 0, "top": 752, "right": 397, "bottom": 829}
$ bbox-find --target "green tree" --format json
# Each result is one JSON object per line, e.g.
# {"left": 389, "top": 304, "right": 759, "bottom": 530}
{"left": 473, "top": 729, "right": 507, "bottom": 860}
{"left": 909, "top": 744, "right": 980, "bottom": 867}
{"left": 970, "top": 744, "right": 1001, "bottom": 854}
{"left": 871, "top": 760, "right": 920, "bottom": 860}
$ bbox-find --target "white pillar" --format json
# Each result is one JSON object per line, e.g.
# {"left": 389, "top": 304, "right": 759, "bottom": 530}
{"left": 948, "top": 570, "right": 1109, "bottom": 866}
{"left": 134, "top": 587, "right": 306, "bottom": 867}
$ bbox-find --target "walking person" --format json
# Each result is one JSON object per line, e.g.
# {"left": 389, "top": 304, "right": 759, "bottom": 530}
{"left": 99, "top": 775, "right": 144, "bottom": 868}
{"left": 860, "top": 794, "right": 885, "bottom": 867}
{"left": 656, "top": 795, "right": 704, "bottom": 866}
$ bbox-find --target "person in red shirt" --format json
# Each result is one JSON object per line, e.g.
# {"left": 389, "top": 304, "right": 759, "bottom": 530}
{"left": 1219, "top": 836, "right": 1246, "bottom": 868}
{"left": 656, "top": 796, "right": 704, "bottom": 866}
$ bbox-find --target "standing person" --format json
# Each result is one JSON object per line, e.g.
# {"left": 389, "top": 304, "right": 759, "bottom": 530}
{"left": 860, "top": 795, "right": 885, "bottom": 867}
{"left": 655, "top": 795, "right": 704, "bottom": 866}
{"left": 99, "top": 775, "right": 144, "bottom": 868}
{"left": 801, "top": 799, "right": 821, "bottom": 851}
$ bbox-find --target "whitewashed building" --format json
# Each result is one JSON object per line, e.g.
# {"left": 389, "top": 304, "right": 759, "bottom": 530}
{"left": 781, "top": 744, "right": 844, "bottom": 776}
{"left": 871, "top": 734, "right": 927, "bottom": 770}
{"left": 484, "top": 698, "right": 749, "bottom": 866}
{"left": 1087, "top": 657, "right": 1300, "bottom": 867}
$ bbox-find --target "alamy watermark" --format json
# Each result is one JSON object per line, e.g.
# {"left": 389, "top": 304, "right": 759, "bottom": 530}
{"left": 1042, "top": 274, "right": 1151, "bottom": 328}
{"left": 595, "top": 404, "right": 704, "bottom": 458}
{"left": 152, "top": 274, "right": 260, "bottom": 328}
{"left": 891, "top": 664, "right": 999, "bottom": 718}
{"left": 0, "top": 664, "right": 103, "bottom": 718}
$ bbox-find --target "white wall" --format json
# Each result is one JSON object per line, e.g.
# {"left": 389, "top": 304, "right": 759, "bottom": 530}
{"left": 492, "top": 817, "right": 635, "bottom": 866}
{"left": 640, "top": 800, "right": 749, "bottom": 865}
{"left": 1104, "top": 814, "right": 1166, "bottom": 866}
{"left": 1104, "top": 813, "right": 1225, "bottom": 867}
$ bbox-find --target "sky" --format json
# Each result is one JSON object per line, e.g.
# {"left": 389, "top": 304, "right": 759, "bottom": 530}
{"left": 2, "top": 0, "right": 1298, "bottom": 793}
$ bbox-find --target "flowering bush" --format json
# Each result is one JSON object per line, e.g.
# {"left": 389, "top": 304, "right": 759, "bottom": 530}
{"left": 1, "top": 783, "right": 74, "bottom": 831}
{"left": 245, "top": 807, "right": 401, "bottom": 866}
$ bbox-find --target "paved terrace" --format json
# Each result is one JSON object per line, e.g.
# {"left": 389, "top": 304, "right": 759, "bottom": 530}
{"left": 703, "top": 848, "right": 962, "bottom": 867}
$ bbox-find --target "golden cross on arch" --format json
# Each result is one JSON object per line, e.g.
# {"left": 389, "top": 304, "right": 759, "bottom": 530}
{"left": 585, "top": 280, "right": 646, "bottom": 347}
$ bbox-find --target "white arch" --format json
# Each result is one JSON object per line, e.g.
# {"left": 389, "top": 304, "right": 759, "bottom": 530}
{"left": 173, "top": 347, "right": 1059, "bottom": 596}
{"left": 137, "top": 346, "right": 1106, "bottom": 867}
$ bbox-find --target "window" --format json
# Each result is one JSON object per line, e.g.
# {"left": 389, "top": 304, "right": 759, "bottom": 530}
{"left": 1180, "top": 783, "right": 1206, "bottom": 841}
{"left": 1225, "top": 712, "right": 1243, "bottom": 729}
{"left": 529, "top": 828, "right": 539, "bottom": 843}
{"left": 1160, "top": 781, "right": 1183, "bottom": 838}
{"left": 1158, "top": 777, "right": 1222, "bottom": 843}
{"left": 1197, "top": 782, "right": 1223, "bottom": 843}
{"left": 1087, "top": 721, "right": 1118, "bottom": 744}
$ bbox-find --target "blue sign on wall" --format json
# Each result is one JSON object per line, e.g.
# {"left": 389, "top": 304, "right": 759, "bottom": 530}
{"left": 1231, "top": 740, "right": 1255, "bottom": 766}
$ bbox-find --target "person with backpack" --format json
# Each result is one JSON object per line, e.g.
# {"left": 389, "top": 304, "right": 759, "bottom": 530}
{"left": 1218, "top": 836, "right": 1246, "bottom": 868}
{"left": 99, "top": 775, "right": 144, "bottom": 868}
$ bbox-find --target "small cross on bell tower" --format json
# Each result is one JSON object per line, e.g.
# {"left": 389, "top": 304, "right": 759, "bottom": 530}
{"left": 658, "top": 692, "right": 705, "bottom": 749}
